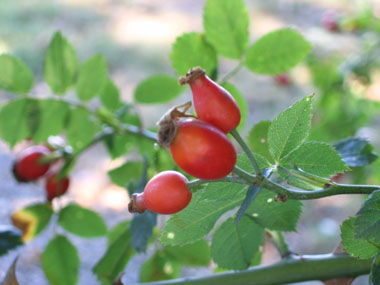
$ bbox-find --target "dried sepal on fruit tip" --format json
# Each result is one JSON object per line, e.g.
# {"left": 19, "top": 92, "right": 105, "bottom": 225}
{"left": 128, "top": 193, "right": 146, "bottom": 214}
{"left": 157, "top": 101, "right": 194, "bottom": 148}
{"left": 178, "top": 66, "right": 206, "bottom": 85}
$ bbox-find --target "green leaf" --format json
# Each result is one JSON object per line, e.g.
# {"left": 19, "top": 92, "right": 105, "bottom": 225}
{"left": 134, "top": 75, "right": 184, "bottom": 104}
{"left": 140, "top": 251, "right": 181, "bottom": 283}
{"left": 108, "top": 161, "right": 143, "bottom": 187}
{"left": 76, "top": 54, "right": 107, "bottom": 101}
{"left": 58, "top": 204, "right": 107, "bottom": 238}
{"left": 235, "top": 186, "right": 261, "bottom": 224}
{"left": 44, "top": 31, "right": 78, "bottom": 95}
{"left": 248, "top": 121, "right": 273, "bottom": 163}
{"left": 341, "top": 217, "right": 378, "bottom": 259}
{"left": 281, "top": 142, "right": 349, "bottom": 178}
{"left": 236, "top": 153, "right": 273, "bottom": 173}
{"left": 170, "top": 32, "right": 217, "bottom": 76}
{"left": 370, "top": 253, "right": 380, "bottom": 285}
{"left": 0, "top": 54, "right": 33, "bottom": 94}
{"left": 221, "top": 83, "right": 247, "bottom": 130}
{"left": 93, "top": 226, "right": 132, "bottom": 285}
{"left": 268, "top": 95, "right": 313, "bottom": 162}
{"left": 32, "top": 99, "right": 70, "bottom": 143}
{"left": 11, "top": 203, "right": 53, "bottom": 242}
{"left": 245, "top": 28, "right": 311, "bottom": 75}
{"left": 104, "top": 134, "right": 135, "bottom": 160}
{"left": 164, "top": 239, "right": 211, "bottom": 266}
{"left": 334, "top": 137, "right": 378, "bottom": 167}
{"left": 42, "top": 235, "right": 79, "bottom": 285}
{"left": 0, "top": 226, "right": 22, "bottom": 256}
{"left": 160, "top": 183, "right": 247, "bottom": 246}
{"left": 107, "top": 221, "right": 130, "bottom": 247}
{"left": 203, "top": 0, "right": 249, "bottom": 59}
{"left": 130, "top": 211, "right": 157, "bottom": 252}
{"left": 247, "top": 189, "right": 302, "bottom": 231}
{"left": 211, "top": 216, "right": 264, "bottom": 270}
{"left": 0, "top": 98, "right": 38, "bottom": 146}
{"left": 99, "top": 79, "right": 122, "bottom": 111}
{"left": 354, "top": 191, "right": 380, "bottom": 244}
{"left": 66, "top": 107, "right": 97, "bottom": 151}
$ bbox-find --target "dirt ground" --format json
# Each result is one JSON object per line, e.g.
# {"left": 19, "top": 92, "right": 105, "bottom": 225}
{"left": 0, "top": 0, "right": 378, "bottom": 284}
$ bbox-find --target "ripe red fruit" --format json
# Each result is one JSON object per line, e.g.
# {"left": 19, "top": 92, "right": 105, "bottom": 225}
{"left": 13, "top": 145, "right": 51, "bottom": 182}
{"left": 128, "top": 171, "right": 192, "bottom": 215}
{"left": 45, "top": 173, "right": 70, "bottom": 201}
{"left": 322, "top": 12, "right": 339, "bottom": 32}
{"left": 158, "top": 105, "right": 237, "bottom": 180}
{"left": 274, "top": 74, "right": 291, "bottom": 86}
{"left": 179, "top": 67, "right": 241, "bottom": 133}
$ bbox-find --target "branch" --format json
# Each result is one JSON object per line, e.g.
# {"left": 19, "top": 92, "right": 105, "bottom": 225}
{"left": 262, "top": 179, "right": 380, "bottom": 200}
{"left": 144, "top": 254, "right": 371, "bottom": 285}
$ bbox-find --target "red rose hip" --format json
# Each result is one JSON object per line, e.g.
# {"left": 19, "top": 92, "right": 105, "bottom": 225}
{"left": 128, "top": 171, "right": 192, "bottom": 215}
{"left": 158, "top": 104, "right": 237, "bottom": 180}
{"left": 13, "top": 145, "right": 51, "bottom": 182}
{"left": 179, "top": 67, "right": 241, "bottom": 133}
{"left": 45, "top": 173, "right": 70, "bottom": 201}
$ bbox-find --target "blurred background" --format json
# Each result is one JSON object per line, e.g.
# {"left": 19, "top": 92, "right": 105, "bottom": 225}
{"left": 1, "top": 0, "right": 380, "bottom": 284}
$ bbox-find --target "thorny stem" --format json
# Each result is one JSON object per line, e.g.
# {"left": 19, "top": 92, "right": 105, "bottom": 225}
{"left": 230, "top": 129, "right": 262, "bottom": 176}
{"left": 143, "top": 253, "right": 372, "bottom": 285}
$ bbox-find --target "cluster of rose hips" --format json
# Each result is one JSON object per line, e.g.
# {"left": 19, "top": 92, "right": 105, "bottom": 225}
{"left": 13, "top": 144, "right": 70, "bottom": 201}
{"left": 129, "top": 67, "right": 240, "bottom": 215}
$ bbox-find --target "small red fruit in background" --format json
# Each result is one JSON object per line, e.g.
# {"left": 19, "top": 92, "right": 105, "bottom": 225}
{"left": 128, "top": 171, "right": 192, "bottom": 215}
{"left": 13, "top": 145, "right": 51, "bottom": 182}
{"left": 45, "top": 173, "right": 70, "bottom": 201}
{"left": 322, "top": 12, "right": 339, "bottom": 32}
{"left": 179, "top": 67, "right": 241, "bottom": 133}
{"left": 158, "top": 103, "right": 237, "bottom": 180}
{"left": 274, "top": 73, "right": 291, "bottom": 86}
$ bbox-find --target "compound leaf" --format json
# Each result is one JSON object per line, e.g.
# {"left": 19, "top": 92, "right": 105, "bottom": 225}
{"left": 44, "top": 31, "right": 78, "bottom": 95}
{"left": 0, "top": 54, "right": 33, "bottom": 94}
{"left": 204, "top": 0, "right": 249, "bottom": 59}
{"left": 170, "top": 32, "right": 217, "bottom": 76}
{"left": 42, "top": 235, "right": 79, "bottom": 285}
{"left": 245, "top": 28, "right": 311, "bottom": 74}
{"left": 211, "top": 216, "right": 264, "bottom": 270}
{"left": 268, "top": 95, "right": 313, "bottom": 162}
{"left": 281, "top": 142, "right": 349, "bottom": 178}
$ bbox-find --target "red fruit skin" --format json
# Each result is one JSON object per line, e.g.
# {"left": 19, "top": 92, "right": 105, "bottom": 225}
{"left": 14, "top": 145, "right": 51, "bottom": 182}
{"left": 190, "top": 74, "right": 241, "bottom": 133}
{"left": 274, "top": 74, "right": 291, "bottom": 86}
{"left": 322, "top": 12, "right": 339, "bottom": 32}
{"left": 170, "top": 119, "right": 237, "bottom": 180}
{"left": 45, "top": 173, "right": 70, "bottom": 201}
{"left": 138, "top": 171, "right": 192, "bottom": 215}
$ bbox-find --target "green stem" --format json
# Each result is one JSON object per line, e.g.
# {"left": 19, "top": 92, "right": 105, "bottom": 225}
{"left": 144, "top": 254, "right": 371, "bottom": 285}
{"left": 230, "top": 129, "right": 261, "bottom": 175}
{"left": 118, "top": 123, "right": 157, "bottom": 142}
{"left": 186, "top": 176, "right": 250, "bottom": 189}
{"left": 262, "top": 179, "right": 380, "bottom": 200}
{"left": 266, "top": 230, "right": 292, "bottom": 258}
{"left": 232, "top": 166, "right": 257, "bottom": 184}
{"left": 219, "top": 61, "right": 245, "bottom": 85}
